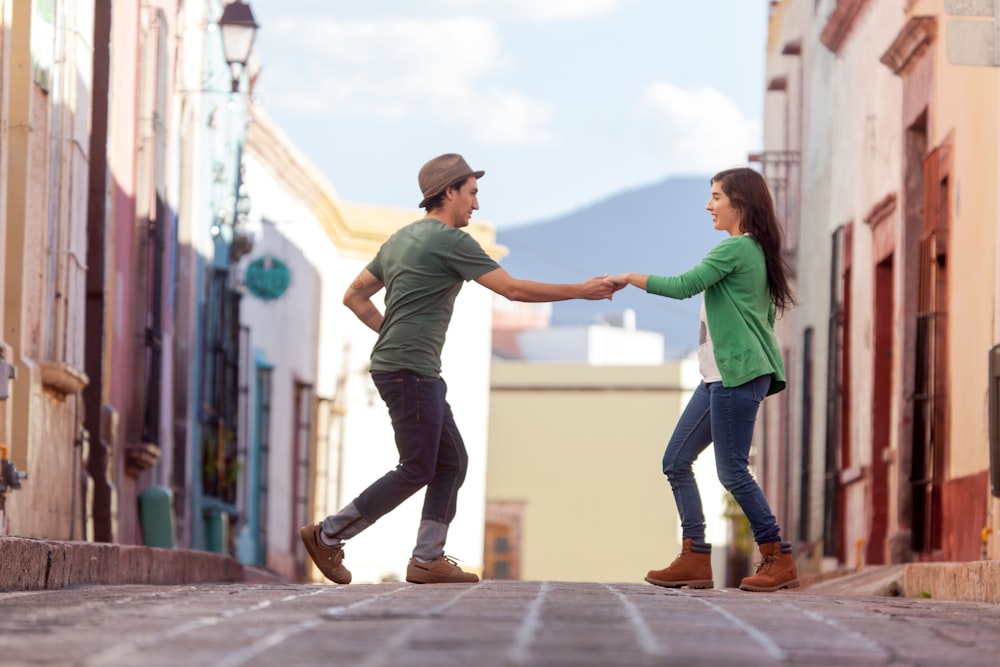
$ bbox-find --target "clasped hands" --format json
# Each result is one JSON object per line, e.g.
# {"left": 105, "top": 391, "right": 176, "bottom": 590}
{"left": 582, "top": 273, "right": 634, "bottom": 300}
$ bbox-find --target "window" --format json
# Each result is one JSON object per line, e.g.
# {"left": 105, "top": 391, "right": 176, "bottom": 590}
{"left": 911, "top": 144, "right": 950, "bottom": 554}
{"left": 799, "top": 327, "right": 814, "bottom": 542}
{"left": 292, "top": 381, "right": 314, "bottom": 579}
{"left": 484, "top": 501, "right": 524, "bottom": 580}
{"left": 254, "top": 365, "right": 273, "bottom": 565}
{"left": 824, "top": 224, "right": 851, "bottom": 560}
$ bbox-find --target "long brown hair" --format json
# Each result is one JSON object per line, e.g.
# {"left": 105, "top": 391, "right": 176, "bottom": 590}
{"left": 711, "top": 168, "right": 794, "bottom": 313}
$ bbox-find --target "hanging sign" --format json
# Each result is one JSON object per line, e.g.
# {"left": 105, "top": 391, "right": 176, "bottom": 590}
{"left": 245, "top": 256, "right": 290, "bottom": 301}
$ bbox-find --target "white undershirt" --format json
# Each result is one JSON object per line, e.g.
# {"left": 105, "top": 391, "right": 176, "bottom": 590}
{"left": 698, "top": 300, "right": 722, "bottom": 383}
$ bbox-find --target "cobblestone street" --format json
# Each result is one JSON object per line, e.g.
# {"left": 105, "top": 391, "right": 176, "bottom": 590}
{"left": 2, "top": 580, "right": 999, "bottom": 666}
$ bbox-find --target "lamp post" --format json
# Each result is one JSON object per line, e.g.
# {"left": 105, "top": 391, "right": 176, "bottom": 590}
{"left": 215, "top": 0, "right": 258, "bottom": 258}
{"left": 197, "top": 2, "right": 258, "bottom": 555}
{"left": 217, "top": 0, "right": 259, "bottom": 93}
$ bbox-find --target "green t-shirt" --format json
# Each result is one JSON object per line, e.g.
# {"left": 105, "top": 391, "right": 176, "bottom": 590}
{"left": 366, "top": 218, "right": 501, "bottom": 378}
{"left": 645, "top": 234, "right": 786, "bottom": 395}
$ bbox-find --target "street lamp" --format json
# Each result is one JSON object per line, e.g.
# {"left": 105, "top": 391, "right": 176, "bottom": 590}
{"left": 218, "top": 0, "right": 259, "bottom": 93}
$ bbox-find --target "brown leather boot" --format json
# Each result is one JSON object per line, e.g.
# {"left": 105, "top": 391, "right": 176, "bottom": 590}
{"left": 645, "top": 538, "right": 713, "bottom": 589}
{"left": 739, "top": 541, "right": 800, "bottom": 592}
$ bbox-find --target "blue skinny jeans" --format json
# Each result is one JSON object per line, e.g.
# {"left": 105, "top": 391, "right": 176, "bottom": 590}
{"left": 353, "top": 370, "right": 468, "bottom": 526}
{"left": 662, "top": 375, "right": 782, "bottom": 546}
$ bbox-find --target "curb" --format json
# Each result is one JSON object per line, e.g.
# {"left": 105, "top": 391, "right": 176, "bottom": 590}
{"left": 0, "top": 536, "right": 244, "bottom": 592}
{"left": 800, "top": 564, "right": 904, "bottom": 597}
{"left": 803, "top": 562, "right": 1000, "bottom": 604}
{"left": 902, "top": 561, "right": 1000, "bottom": 603}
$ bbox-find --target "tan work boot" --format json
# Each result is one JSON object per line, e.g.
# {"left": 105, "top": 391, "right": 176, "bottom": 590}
{"left": 300, "top": 523, "right": 352, "bottom": 584}
{"left": 406, "top": 556, "right": 479, "bottom": 584}
{"left": 645, "top": 538, "right": 714, "bottom": 589}
{"left": 739, "top": 541, "right": 800, "bottom": 592}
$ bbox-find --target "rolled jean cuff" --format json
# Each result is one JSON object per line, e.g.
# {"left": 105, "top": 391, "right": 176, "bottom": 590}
{"left": 690, "top": 541, "right": 712, "bottom": 554}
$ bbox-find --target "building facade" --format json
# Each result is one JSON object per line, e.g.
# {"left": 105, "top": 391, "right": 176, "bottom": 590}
{"left": 0, "top": 1, "right": 507, "bottom": 586}
{"left": 760, "top": 0, "right": 1000, "bottom": 574}
{"left": 2, "top": 0, "right": 99, "bottom": 538}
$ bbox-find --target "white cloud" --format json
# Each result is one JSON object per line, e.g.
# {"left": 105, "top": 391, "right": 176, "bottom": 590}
{"left": 260, "top": 17, "right": 554, "bottom": 146}
{"left": 634, "top": 82, "right": 761, "bottom": 173}
{"left": 462, "top": 88, "right": 555, "bottom": 145}
{"left": 426, "top": 0, "right": 626, "bottom": 22}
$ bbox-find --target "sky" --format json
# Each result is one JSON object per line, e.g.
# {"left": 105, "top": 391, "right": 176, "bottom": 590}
{"left": 246, "top": 0, "right": 768, "bottom": 229}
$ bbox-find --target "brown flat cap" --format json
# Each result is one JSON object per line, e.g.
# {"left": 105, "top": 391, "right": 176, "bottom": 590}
{"left": 418, "top": 153, "right": 485, "bottom": 208}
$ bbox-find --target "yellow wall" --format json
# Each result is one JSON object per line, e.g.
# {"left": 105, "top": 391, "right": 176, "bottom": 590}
{"left": 486, "top": 362, "right": 687, "bottom": 583}
{"left": 931, "top": 23, "right": 1000, "bottom": 478}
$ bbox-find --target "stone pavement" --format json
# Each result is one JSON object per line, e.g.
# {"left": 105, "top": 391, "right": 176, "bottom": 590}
{"left": 1, "top": 579, "right": 1000, "bottom": 666}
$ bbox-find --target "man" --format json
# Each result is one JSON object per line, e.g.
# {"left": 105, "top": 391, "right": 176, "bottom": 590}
{"left": 300, "top": 153, "right": 618, "bottom": 584}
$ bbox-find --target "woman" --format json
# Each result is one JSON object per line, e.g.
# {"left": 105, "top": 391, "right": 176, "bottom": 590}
{"left": 609, "top": 167, "right": 798, "bottom": 592}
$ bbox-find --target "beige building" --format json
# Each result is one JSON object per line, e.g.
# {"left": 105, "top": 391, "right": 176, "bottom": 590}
{"left": 1, "top": 0, "right": 96, "bottom": 537}
{"left": 486, "top": 360, "right": 714, "bottom": 584}
{"left": 761, "top": 0, "right": 1000, "bottom": 572}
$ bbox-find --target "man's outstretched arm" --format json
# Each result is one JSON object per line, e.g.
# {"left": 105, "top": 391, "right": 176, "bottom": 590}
{"left": 475, "top": 267, "right": 620, "bottom": 302}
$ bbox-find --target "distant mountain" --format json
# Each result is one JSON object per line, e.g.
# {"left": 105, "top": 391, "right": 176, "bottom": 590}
{"left": 496, "top": 175, "right": 722, "bottom": 358}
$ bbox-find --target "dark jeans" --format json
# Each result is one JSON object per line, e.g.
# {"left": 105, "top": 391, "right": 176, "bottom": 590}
{"left": 661, "top": 375, "right": 782, "bottom": 546}
{"left": 353, "top": 370, "right": 469, "bottom": 526}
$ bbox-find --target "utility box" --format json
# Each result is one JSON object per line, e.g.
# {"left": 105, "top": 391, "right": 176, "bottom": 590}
{"left": 0, "top": 358, "right": 15, "bottom": 400}
{"left": 139, "top": 486, "right": 176, "bottom": 548}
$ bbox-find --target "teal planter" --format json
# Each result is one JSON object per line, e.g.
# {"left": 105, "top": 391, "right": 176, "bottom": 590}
{"left": 139, "top": 486, "right": 176, "bottom": 548}
{"left": 205, "top": 510, "right": 229, "bottom": 554}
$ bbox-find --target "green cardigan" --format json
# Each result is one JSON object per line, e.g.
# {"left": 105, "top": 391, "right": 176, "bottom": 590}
{"left": 646, "top": 235, "right": 786, "bottom": 395}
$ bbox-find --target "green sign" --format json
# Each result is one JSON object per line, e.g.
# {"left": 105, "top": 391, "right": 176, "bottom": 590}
{"left": 245, "top": 256, "right": 290, "bottom": 301}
